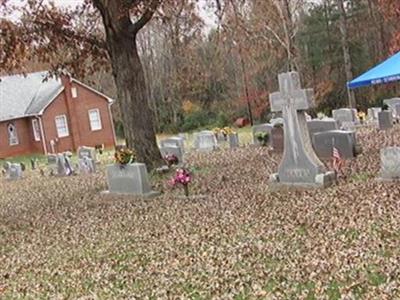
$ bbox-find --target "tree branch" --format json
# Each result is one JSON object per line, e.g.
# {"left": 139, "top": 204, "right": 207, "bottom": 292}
{"left": 129, "top": 0, "right": 160, "bottom": 35}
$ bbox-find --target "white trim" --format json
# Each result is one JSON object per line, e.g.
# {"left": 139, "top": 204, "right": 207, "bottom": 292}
{"left": 55, "top": 114, "right": 69, "bottom": 138}
{"left": 88, "top": 108, "right": 102, "bottom": 131}
{"left": 32, "top": 118, "right": 41, "bottom": 141}
{"left": 38, "top": 116, "right": 48, "bottom": 155}
{"left": 108, "top": 102, "right": 117, "bottom": 146}
{"left": 71, "top": 78, "right": 114, "bottom": 103}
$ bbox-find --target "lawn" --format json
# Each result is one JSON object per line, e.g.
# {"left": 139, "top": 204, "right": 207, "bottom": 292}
{"left": 1, "top": 126, "right": 400, "bottom": 299}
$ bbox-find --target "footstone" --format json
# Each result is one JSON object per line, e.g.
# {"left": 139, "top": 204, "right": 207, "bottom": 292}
{"left": 307, "top": 119, "right": 339, "bottom": 138}
{"left": 160, "top": 145, "right": 183, "bottom": 164}
{"left": 268, "top": 71, "right": 335, "bottom": 188}
{"left": 379, "top": 147, "right": 400, "bottom": 181}
{"left": 252, "top": 123, "right": 273, "bottom": 145}
{"left": 312, "top": 130, "right": 360, "bottom": 159}
{"left": 378, "top": 111, "right": 393, "bottom": 130}
{"left": 104, "top": 163, "right": 160, "bottom": 198}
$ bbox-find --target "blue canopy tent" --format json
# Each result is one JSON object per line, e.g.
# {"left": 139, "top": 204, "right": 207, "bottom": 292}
{"left": 348, "top": 51, "right": 400, "bottom": 89}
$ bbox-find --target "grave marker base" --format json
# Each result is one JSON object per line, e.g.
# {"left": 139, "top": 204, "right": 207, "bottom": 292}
{"left": 268, "top": 171, "right": 335, "bottom": 190}
{"left": 100, "top": 190, "right": 161, "bottom": 199}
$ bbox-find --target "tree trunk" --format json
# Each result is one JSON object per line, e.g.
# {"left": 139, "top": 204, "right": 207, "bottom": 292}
{"left": 94, "top": 1, "right": 162, "bottom": 170}
{"left": 336, "top": 0, "right": 356, "bottom": 108}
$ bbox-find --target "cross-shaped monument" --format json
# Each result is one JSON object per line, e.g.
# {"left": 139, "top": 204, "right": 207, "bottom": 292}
{"left": 269, "top": 72, "right": 335, "bottom": 188}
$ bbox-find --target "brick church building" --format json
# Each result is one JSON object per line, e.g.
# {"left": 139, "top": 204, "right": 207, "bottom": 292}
{"left": 0, "top": 71, "right": 116, "bottom": 158}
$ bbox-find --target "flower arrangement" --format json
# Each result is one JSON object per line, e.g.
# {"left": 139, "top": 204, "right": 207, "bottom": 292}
{"left": 213, "top": 127, "right": 236, "bottom": 140}
{"left": 170, "top": 168, "right": 192, "bottom": 197}
{"left": 212, "top": 127, "right": 221, "bottom": 134}
{"left": 164, "top": 153, "right": 179, "bottom": 167}
{"left": 114, "top": 147, "right": 136, "bottom": 166}
{"left": 358, "top": 111, "right": 366, "bottom": 123}
{"left": 221, "top": 126, "right": 235, "bottom": 137}
{"left": 255, "top": 132, "right": 269, "bottom": 146}
{"left": 317, "top": 112, "right": 327, "bottom": 120}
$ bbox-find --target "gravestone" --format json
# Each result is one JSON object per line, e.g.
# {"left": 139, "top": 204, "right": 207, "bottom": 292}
{"left": 271, "top": 126, "right": 284, "bottom": 153}
{"left": 30, "top": 158, "right": 37, "bottom": 170}
{"left": 379, "top": 147, "right": 400, "bottom": 181}
{"left": 78, "top": 156, "right": 96, "bottom": 174}
{"left": 228, "top": 133, "right": 239, "bottom": 148}
{"left": 160, "top": 145, "right": 183, "bottom": 164}
{"left": 160, "top": 137, "right": 185, "bottom": 153}
{"left": 332, "top": 108, "right": 357, "bottom": 128}
{"left": 194, "top": 131, "right": 218, "bottom": 152}
{"left": 378, "top": 111, "right": 393, "bottom": 130}
{"left": 103, "top": 163, "right": 160, "bottom": 198}
{"left": 367, "top": 107, "right": 381, "bottom": 121}
{"left": 3, "top": 162, "right": 23, "bottom": 180}
{"left": 393, "top": 104, "right": 400, "bottom": 121}
{"left": 312, "top": 130, "right": 360, "bottom": 159}
{"left": 268, "top": 71, "right": 335, "bottom": 188}
{"left": 215, "top": 131, "right": 226, "bottom": 143}
{"left": 383, "top": 98, "right": 400, "bottom": 118}
{"left": 47, "top": 154, "right": 58, "bottom": 175}
{"left": 307, "top": 119, "right": 339, "bottom": 138}
{"left": 55, "top": 153, "right": 74, "bottom": 176}
{"left": 252, "top": 123, "right": 273, "bottom": 145}
{"left": 78, "top": 146, "right": 98, "bottom": 162}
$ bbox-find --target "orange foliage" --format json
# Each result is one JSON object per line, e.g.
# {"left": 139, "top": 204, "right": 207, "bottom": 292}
{"left": 235, "top": 89, "right": 270, "bottom": 119}
{"left": 378, "top": 0, "right": 400, "bottom": 53}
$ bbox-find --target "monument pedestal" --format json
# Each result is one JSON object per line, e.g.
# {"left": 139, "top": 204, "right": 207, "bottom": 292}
{"left": 268, "top": 171, "right": 336, "bottom": 190}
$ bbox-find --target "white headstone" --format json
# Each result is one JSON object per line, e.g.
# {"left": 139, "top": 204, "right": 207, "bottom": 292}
{"left": 103, "top": 163, "right": 160, "bottom": 198}
{"left": 380, "top": 147, "right": 400, "bottom": 180}
{"left": 194, "top": 132, "right": 218, "bottom": 152}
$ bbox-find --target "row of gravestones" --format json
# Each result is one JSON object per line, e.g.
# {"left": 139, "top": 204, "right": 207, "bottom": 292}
{"left": 105, "top": 131, "right": 242, "bottom": 197}
{"left": 47, "top": 146, "right": 98, "bottom": 177}
{"left": 116, "top": 77, "right": 400, "bottom": 195}
{"left": 252, "top": 117, "right": 360, "bottom": 160}
{"left": 334, "top": 100, "right": 400, "bottom": 131}
{"left": 2, "top": 146, "right": 99, "bottom": 181}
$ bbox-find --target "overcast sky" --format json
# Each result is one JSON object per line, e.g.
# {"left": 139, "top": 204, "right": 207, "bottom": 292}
{"left": 5, "top": 0, "right": 217, "bottom": 28}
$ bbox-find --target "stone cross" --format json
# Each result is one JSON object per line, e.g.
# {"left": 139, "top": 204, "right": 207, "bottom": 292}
{"left": 268, "top": 72, "right": 334, "bottom": 187}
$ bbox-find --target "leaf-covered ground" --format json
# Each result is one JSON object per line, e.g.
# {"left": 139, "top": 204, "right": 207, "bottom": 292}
{"left": 1, "top": 125, "right": 400, "bottom": 299}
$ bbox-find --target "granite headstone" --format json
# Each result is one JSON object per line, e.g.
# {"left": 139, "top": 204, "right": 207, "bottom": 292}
{"left": 268, "top": 71, "right": 335, "bottom": 188}
{"left": 104, "top": 163, "right": 160, "bottom": 198}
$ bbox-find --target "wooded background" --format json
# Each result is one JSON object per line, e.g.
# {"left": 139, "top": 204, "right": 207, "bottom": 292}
{"left": 2, "top": 0, "right": 400, "bottom": 135}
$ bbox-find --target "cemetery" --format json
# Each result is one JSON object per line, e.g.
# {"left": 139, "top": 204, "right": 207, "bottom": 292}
{"left": 2, "top": 0, "right": 400, "bottom": 299}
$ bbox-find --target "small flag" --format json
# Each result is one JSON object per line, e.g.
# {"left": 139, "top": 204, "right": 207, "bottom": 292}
{"left": 332, "top": 146, "right": 343, "bottom": 174}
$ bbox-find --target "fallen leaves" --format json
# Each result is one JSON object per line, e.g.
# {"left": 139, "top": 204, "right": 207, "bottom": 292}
{"left": 0, "top": 126, "right": 400, "bottom": 299}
